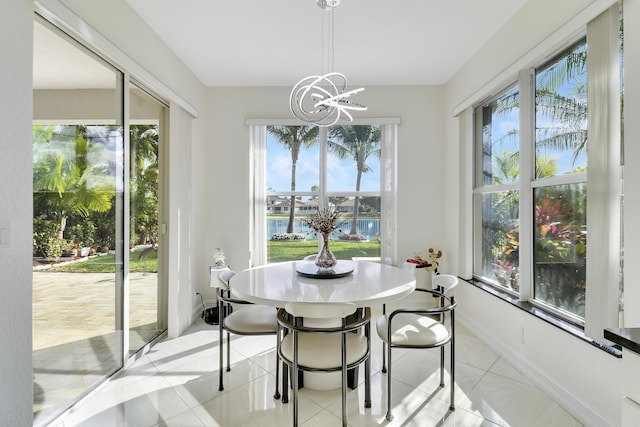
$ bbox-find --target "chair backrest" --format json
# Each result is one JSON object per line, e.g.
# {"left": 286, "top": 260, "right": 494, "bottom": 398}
{"left": 303, "top": 254, "right": 317, "bottom": 261}
{"left": 432, "top": 274, "right": 458, "bottom": 294}
{"left": 284, "top": 302, "right": 356, "bottom": 319}
{"left": 218, "top": 270, "right": 236, "bottom": 289}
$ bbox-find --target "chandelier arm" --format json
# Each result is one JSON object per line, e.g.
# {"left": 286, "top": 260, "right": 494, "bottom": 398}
{"left": 290, "top": 1, "right": 366, "bottom": 126}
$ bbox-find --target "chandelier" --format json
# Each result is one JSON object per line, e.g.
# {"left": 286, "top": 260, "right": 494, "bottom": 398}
{"left": 289, "top": 0, "right": 367, "bottom": 127}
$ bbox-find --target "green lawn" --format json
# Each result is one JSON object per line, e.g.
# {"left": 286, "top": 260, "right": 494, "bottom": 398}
{"left": 268, "top": 239, "right": 380, "bottom": 263}
{"left": 46, "top": 247, "right": 158, "bottom": 273}
{"left": 43, "top": 240, "right": 379, "bottom": 272}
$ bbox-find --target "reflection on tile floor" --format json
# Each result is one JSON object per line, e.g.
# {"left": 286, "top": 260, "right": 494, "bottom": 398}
{"left": 55, "top": 307, "right": 582, "bottom": 427}
{"left": 33, "top": 271, "right": 164, "bottom": 426}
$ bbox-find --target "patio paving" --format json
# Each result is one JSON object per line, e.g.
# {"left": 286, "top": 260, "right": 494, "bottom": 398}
{"left": 32, "top": 270, "right": 164, "bottom": 425}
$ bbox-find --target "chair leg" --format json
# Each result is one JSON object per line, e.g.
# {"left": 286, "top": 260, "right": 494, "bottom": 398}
{"left": 292, "top": 330, "right": 299, "bottom": 427}
{"left": 364, "top": 320, "right": 371, "bottom": 408}
{"left": 226, "top": 331, "right": 231, "bottom": 372}
{"left": 450, "top": 314, "right": 456, "bottom": 410}
{"left": 341, "top": 332, "right": 347, "bottom": 427}
{"left": 282, "top": 362, "right": 289, "bottom": 404}
{"left": 281, "top": 327, "right": 289, "bottom": 404}
{"left": 381, "top": 304, "right": 387, "bottom": 373}
{"left": 218, "top": 302, "right": 224, "bottom": 391}
{"left": 273, "top": 326, "right": 281, "bottom": 400}
{"left": 440, "top": 346, "right": 445, "bottom": 387}
{"left": 385, "top": 341, "right": 393, "bottom": 422}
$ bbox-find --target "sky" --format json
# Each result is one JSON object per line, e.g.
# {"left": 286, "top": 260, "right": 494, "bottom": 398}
{"left": 266, "top": 133, "right": 381, "bottom": 193}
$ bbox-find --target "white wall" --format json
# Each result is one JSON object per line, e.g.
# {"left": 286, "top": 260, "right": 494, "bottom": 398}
{"left": 442, "top": 0, "right": 624, "bottom": 425}
{"left": 0, "top": 1, "right": 34, "bottom": 424}
{"left": 190, "top": 85, "right": 448, "bottom": 303}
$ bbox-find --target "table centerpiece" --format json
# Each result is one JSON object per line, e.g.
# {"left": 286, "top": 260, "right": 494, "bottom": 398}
{"left": 303, "top": 206, "right": 339, "bottom": 270}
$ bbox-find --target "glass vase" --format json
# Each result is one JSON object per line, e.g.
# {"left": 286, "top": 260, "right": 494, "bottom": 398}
{"left": 315, "top": 233, "right": 337, "bottom": 270}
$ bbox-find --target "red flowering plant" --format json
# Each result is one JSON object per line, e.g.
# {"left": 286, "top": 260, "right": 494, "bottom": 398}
{"left": 406, "top": 248, "right": 442, "bottom": 271}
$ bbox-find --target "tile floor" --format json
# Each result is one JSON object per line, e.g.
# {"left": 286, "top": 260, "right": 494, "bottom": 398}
{"left": 54, "top": 305, "right": 582, "bottom": 427}
{"left": 33, "top": 271, "right": 164, "bottom": 425}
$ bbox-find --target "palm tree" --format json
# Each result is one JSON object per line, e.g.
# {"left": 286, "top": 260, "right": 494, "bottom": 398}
{"left": 267, "top": 125, "right": 319, "bottom": 233}
{"left": 536, "top": 44, "right": 588, "bottom": 164}
{"left": 130, "top": 124, "right": 159, "bottom": 245}
{"left": 328, "top": 125, "right": 381, "bottom": 235}
{"left": 33, "top": 125, "right": 115, "bottom": 238}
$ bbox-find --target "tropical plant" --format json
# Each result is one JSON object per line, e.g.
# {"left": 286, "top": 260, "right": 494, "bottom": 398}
{"left": 267, "top": 125, "right": 319, "bottom": 233}
{"left": 66, "top": 220, "right": 96, "bottom": 248}
{"left": 130, "top": 124, "right": 159, "bottom": 246}
{"left": 328, "top": 125, "right": 381, "bottom": 234}
{"left": 33, "top": 125, "right": 115, "bottom": 239}
{"left": 534, "top": 195, "right": 586, "bottom": 263}
{"left": 33, "top": 217, "right": 68, "bottom": 259}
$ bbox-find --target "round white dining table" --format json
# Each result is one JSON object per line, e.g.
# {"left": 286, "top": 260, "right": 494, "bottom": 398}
{"left": 228, "top": 260, "right": 415, "bottom": 392}
{"left": 228, "top": 260, "right": 416, "bottom": 307}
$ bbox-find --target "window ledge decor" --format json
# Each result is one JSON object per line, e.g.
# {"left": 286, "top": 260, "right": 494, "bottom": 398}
{"left": 406, "top": 248, "right": 441, "bottom": 273}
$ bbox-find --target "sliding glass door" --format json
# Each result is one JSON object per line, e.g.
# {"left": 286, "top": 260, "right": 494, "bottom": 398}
{"left": 128, "top": 84, "right": 168, "bottom": 356}
{"left": 32, "top": 18, "right": 167, "bottom": 425}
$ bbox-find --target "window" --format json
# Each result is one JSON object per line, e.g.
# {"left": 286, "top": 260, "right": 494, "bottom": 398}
{"left": 532, "top": 41, "right": 588, "bottom": 320}
{"left": 475, "top": 41, "right": 588, "bottom": 322}
{"left": 474, "top": 85, "right": 520, "bottom": 291}
{"left": 251, "top": 122, "right": 398, "bottom": 266}
{"left": 473, "top": 9, "right": 622, "bottom": 336}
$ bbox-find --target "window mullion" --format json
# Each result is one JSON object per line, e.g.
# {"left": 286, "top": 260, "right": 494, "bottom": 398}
{"left": 519, "top": 68, "right": 535, "bottom": 302}
{"left": 319, "top": 127, "right": 328, "bottom": 207}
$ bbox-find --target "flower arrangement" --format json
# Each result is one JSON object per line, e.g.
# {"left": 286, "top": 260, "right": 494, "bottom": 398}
{"left": 303, "top": 206, "right": 339, "bottom": 269}
{"left": 302, "top": 206, "right": 339, "bottom": 237}
{"left": 406, "top": 247, "right": 442, "bottom": 272}
{"left": 405, "top": 254, "right": 432, "bottom": 268}
{"left": 213, "top": 247, "right": 226, "bottom": 267}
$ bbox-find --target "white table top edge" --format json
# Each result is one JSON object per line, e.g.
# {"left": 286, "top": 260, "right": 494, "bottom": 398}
{"left": 228, "top": 260, "right": 416, "bottom": 308}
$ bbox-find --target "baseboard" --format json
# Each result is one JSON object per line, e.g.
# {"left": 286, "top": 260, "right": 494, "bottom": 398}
{"left": 457, "top": 312, "right": 614, "bottom": 427}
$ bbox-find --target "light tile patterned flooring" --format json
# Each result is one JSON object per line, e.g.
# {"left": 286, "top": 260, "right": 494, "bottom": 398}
{"left": 51, "top": 303, "right": 583, "bottom": 426}
{"left": 33, "top": 271, "right": 163, "bottom": 426}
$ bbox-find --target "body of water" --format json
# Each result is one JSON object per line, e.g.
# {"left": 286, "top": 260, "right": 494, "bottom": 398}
{"left": 268, "top": 217, "right": 380, "bottom": 240}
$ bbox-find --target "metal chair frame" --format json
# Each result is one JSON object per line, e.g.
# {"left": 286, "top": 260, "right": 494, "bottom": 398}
{"left": 378, "top": 277, "right": 457, "bottom": 421}
{"left": 277, "top": 303, "right": 371, "bottom": 427}
{"left": 216, "top": 272, "right": 280, "bottom": 400}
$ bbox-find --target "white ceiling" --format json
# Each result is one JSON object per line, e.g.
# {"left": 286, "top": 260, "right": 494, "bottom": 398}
{"left": 125, "top": 0, "right": 528, "bottom": 87}
{"left": 33, "top": 0, "right": 528, "bottom": 89}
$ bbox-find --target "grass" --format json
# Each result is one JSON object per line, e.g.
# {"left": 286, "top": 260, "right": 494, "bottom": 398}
{"left": 45, "top": 247, "right": 158, "bottom": 273}
{"left": 268, "top": 239, "right": 380, "bottom": 263}
{"left": 42, "top": 240, "right": 380, "bottom": 272}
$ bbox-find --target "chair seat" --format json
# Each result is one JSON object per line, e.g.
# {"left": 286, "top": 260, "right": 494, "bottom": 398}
{"left": 376, "top": 313, "right": 451, "bottom": 347}
{"left": 280, "top": 332, "right": 368, "bottom": 370}
{"left": 224, "top": 305, "right": 277, "bottom": 334}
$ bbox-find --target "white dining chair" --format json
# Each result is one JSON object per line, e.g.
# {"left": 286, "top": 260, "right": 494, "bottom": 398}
{"left": 277, "top": 302, "right": 371, "bottom": 427}
{"left": 216, "top": 270, "right": 281, "bottom": 399}
{"left": 377, "top": 274, "right": 458, "bottom": 421}
{"left": 381, "top": 261, "right": 417, "bottom": 374}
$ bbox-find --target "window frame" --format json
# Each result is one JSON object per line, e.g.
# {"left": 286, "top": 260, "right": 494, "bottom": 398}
{"left": 249, "top": 119, "right": 399, "bottom": 267}
{"left": 471, "top": 3, "right": 623, "bottom": 343}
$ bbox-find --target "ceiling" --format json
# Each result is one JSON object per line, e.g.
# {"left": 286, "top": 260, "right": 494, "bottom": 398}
{"left": 34, "top": 0, "right": 528, "bottom": 89}
{"left": 125, "top": 0, "right": 528, "bottom": 87}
